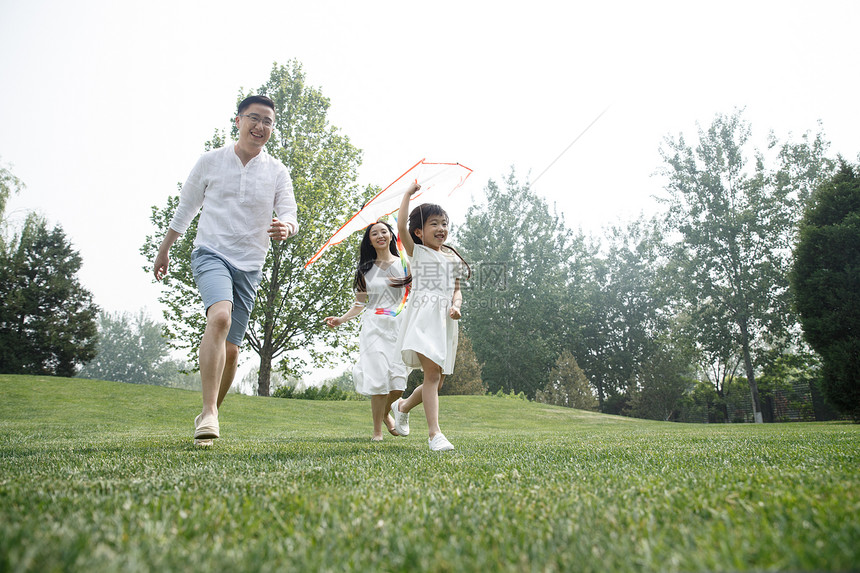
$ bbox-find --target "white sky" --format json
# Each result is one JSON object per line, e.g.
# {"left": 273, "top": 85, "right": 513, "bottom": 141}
{"left": 2, "top": 0, "right": 858, "bottom": 383}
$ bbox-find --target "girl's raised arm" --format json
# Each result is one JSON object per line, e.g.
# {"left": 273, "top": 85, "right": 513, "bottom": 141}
{"left": 398, "top": 182, "right": 420, "bottom": 256}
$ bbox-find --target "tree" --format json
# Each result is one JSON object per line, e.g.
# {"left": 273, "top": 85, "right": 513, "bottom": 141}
{"left": 440, "top": 328, "right": 487, "bottom": 395}
{"left": 324, "top": 370, "right": 355, "bottom": 393}
{"left": 573, "top": 216, "right": 672, "bottom": 412}
{"left": 791, "top": 160, "right": 860, "bottom": 420}
{"left": 659, "top": 110, "right": 833, "bottom": 422}
{"left": 535, "top": 350, "right": 598, "bottom": 411}
{"left": 625, "top": 335, "right": 695, "bottom": 421}
{"left": 1, "top": 158, "right": 24, "bottom": 224}
{"left": 678, "top": 308, "right": 743, "bottom": 423}
{"left": 1, "top": 158, "right": 25, "bottom": 251}
{"left": 238, "top": 365, "right": 298, "bottom": 396}
{"left": 77, "top": 310, "right": 181, "bottom": 386}
{"left": 756, "top": 349, "right": 818, "bottom": 422}
{"left": 142, "top": 61, "right": 368, "bottom": 396}
{"left": 457, "top": 169, "right": 588, "bottom": 398}
{"left": 0, "top": 213, "right": 99, "bottom": 376}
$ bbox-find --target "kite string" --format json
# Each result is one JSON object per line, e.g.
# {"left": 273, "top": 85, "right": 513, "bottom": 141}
{"left": 532, "top": 104, "right": 611, "bottom": 185}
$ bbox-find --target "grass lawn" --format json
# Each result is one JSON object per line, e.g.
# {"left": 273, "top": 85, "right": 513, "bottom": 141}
{"left": 1, "top": 374, "right": 857, "bottom": 572}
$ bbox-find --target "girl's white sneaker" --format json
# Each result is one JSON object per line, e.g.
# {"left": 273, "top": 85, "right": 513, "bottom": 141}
{"left": 429, "top": 433, "right": 454, "bottom": 452}
{"left": 390, "top": 399, "right": 410, "bottom": 436}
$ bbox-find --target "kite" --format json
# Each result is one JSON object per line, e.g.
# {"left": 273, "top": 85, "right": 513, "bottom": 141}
{"left": 305, "top": 158, "right": 473, "bottom": 267}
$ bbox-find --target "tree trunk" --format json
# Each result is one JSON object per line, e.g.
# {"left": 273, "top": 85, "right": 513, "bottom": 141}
{"left": 595, "top": 383, "right": 606, "bottom": 411}
{"left": 256, "top": 312, "right": 278, "bottom": 396}
{"left": 716, "top": 387, "right": 729, "bottom": 423}
{"left": 256, "top": 243, "right": 282, "bottom": 398}
{"left": 738, "top": 319, "right": 763, "bottom": 423}
{"left": 258, "top": 352, "right": 272, "bottom": 397}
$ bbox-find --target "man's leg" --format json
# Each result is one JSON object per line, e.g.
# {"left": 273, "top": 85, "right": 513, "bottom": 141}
{"left": 216, "top": 260, "right": 260, "bottom": 407}
{"left": 199, "top": 300, "right": 232, "bottom": 418}
{"left": 217, "top": 341, "right": 240, "bottom": 408}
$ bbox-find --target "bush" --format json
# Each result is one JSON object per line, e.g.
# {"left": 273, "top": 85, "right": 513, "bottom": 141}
{"left": 675, "top": 381, "right": 721, "bottom": 424}
{"left": 535, "top": 350, "right": 598, "bottom": 411}
{"left": 272, "top": 384, "right": 362, "bottom": 401}
{"left": 493, "top": 388, "right": 528, "bottom": 400}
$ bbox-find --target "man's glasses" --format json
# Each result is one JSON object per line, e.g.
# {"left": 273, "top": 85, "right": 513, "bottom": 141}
{"left": 238, "top": 114, "right": 274, "bottom": 128}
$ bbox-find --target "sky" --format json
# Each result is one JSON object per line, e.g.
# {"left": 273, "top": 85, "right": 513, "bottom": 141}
{"left": 2, "top": 0, "right": 858, "bottom": 383}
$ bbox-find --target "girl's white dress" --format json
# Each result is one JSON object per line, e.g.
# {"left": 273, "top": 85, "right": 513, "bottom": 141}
{"left": 352, "top": 262, "right": 410, "bottom": 396}
{"left": 397, "top": 244, "right": 467, "bottom": 375}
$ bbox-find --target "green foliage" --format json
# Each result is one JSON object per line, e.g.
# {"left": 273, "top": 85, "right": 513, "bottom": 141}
{"left": 807, "top": 369, "right": 843, "bottom": 421}
{"left": 320, "top": 369, "right": 355, "bottom": 392}
{"left": 162, "top": 367, "right": 203, "bottom": 392}
{"left": 536, "top": 349, "right": 598, "bottom": 411}
{"left": 140, "top": 192, "right": 206, "bottom": 360}
{"left": 756, "top": 350, "right": 819, "bottom": 422}
{"left": 723, "top": 376, "right": 759, "bottom": 423}
{"left": 493, "top": 387, "right": 528, "bottom": 400}
{"left": 675, "top": 380, "right": 723, "bottom": 423}
{"left": 0, "top": 157, "right": 25, "bottom": 236}
{"left": 405, "top": 326, "right": 488, "bottom": 397}
{"left": 458, "top": 169, "right": 588, "bottom": 398}
{"left": 674, "top": 304, "right": 742, "bottom": 420}
{"left": 659, "top": 109, "right": 834, "bottom": 422}
{"left": 791, "top": 160, "right": 860, "bottom": 420}
{"left": 0, "top": 214, "right": 98, "bottom": 376}
{"left": 625, "top": 336, "right": 696, "bottom": 421}
{"left": 272, "top": 382, "right": 361, "bottom": 401}
{"left": 77, "top": 310, "right": 181, "bottom": 386}
{"left": 1, "top": 375, "right": 858, "bottom": 572}
{"left": 576, "top": 216, "right": 672, "bottom": 409}
{"left": 236, "top": 364, "right": 297, "bottom": 396}
{"left": 440, "top": 328, "right": 487, "bottom": 395}
{"left": 141, "top": 61, "right": 369, "bottom": 396}
{"left": 404, "top": 367, "right": 424, "bottom": 395}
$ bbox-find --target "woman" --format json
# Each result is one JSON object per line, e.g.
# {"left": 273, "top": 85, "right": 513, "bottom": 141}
{"left": 324, "top": 220, "right": 411, "bottom": 441}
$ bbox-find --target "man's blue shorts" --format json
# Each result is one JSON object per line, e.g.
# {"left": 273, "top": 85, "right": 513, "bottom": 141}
{"left": 190, "top": 247, "right": 263, "bottom": 346}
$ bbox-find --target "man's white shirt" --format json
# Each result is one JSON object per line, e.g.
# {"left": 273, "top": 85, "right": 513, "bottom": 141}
{"left": 169, "top": 144, "right": 298, "bottom": 271}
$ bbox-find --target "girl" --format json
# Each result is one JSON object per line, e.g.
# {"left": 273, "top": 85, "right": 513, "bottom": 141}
{"left": 390, "top": 182, "right": 470, "bottom": 452}
{"left": 324, "top": 220, "right": 411, "bottom": 441}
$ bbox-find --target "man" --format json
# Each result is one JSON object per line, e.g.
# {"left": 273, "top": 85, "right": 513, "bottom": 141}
{"left": 153, "top": 95, "right": 298, "bottom": 446}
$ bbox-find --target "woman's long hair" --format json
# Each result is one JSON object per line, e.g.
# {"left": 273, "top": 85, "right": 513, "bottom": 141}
{"left": 352, "top": 221, "right": 411, "bottom": 292}
{"left": 407, "top": 203, "right": 472, "bottom": 279}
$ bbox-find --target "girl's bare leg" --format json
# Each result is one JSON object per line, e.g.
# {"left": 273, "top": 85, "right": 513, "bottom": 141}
{"left": 399, "top": 353, "right": 446, "bottom": 438}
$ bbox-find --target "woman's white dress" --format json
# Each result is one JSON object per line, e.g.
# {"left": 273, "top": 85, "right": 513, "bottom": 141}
{"left": 396, "top": 245, "right": 466, "bottom": 375}
{"left": 352, "top": 262, "right": 410, "bottom": 396}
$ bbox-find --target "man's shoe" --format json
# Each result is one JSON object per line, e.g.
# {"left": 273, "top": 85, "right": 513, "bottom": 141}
{"left": 194, "top": 413, "right": 220, "bottom": 439}
{"left": 390, "top": 399, "right": 410, "bottom": 436}
{"left": 428, "top": 433, "right": 454, "bottom": 452}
